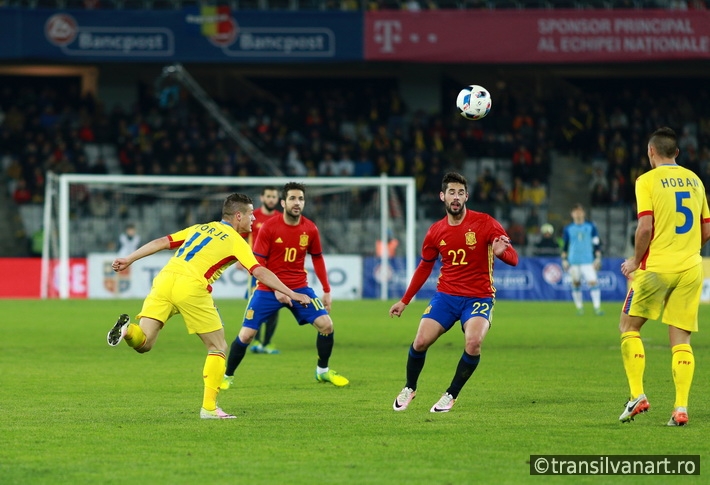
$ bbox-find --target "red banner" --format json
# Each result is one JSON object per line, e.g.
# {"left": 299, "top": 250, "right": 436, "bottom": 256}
{"left": 365, "top": 10, "right": 710, "bottom": 63}
{"left": 0, "top": 258, "right": 87, "bottom": 298}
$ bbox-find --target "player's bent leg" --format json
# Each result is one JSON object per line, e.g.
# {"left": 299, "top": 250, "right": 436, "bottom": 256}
{"left": 130, "top": 318, "right": 163, "bottom": 353}
{"left": 618, "top": 313, "right": 648, "bottom": 422}
{"left": 197, "top": 328, "right": 233, "bottom": 417}
{"left": 311, "top": 315, "right": 349, "bottom": 386}
{"left": 412, "top": 318, "right": 446, "bottom": 352}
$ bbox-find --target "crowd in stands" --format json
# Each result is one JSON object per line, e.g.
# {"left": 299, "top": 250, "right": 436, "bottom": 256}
{"left": 2, "top": 72, "right": 710, "bottom": 253}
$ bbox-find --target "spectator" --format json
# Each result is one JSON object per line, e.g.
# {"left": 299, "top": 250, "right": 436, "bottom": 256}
{"left": 522, "top": 178, "right": 548, "bottom": 208}
{"left": 12, "top": 178, "right": 33, "bottom": 204}
{"left": 353, "top": 152, "right": 375, "bottom": 177}
{"left": 337, "top": 149, "right": 355, "bottom": 176}
{"left": 511, "top": 144, "right": 533, "bottom": 181}
{"left": 318, "top": 151, "right": 339, "bottom": 176}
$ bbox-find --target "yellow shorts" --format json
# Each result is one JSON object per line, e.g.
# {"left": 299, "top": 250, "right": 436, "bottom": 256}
{"left": 622, "top": 265, "right": 702, "bottom": 332}
{"left": 138, "top": 270, "right": 223, "bottom": 335}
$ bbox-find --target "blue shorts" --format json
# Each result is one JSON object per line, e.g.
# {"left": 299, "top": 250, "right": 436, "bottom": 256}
{"left": 242, "top": 287, "right": 328, "bottom": 330}
{"left": 422, "top": 293, "right": 495, "bottom": 332}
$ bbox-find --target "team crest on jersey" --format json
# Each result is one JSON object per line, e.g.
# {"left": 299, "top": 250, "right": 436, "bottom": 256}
{"left": 424, "top": 305, "right": 432, "bottom": 314}
{"left": 245, "top": 309, "right": 254, "bottom": 320}
{"left": 465, "top": 231, "right": 476, "bottom": 246}
{"left": 299, "top": 234, "right": 309, "bottom": 247}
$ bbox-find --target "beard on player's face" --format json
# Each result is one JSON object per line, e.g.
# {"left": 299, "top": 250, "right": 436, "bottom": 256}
{"left": 445, "top": 199, "right": 465, "bottom": 216}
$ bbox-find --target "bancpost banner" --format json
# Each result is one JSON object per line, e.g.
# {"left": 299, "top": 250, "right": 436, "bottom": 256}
{"left": 87, "top": 253, "right": 362, "bottom": 300}
{"left": 363, "top": 256, "right": 628, "bottom": 301}
{"left": 365, "top": 10, "right": 710, "bottom": 63}
{"left": 10, "top": 8, "right": 361, "bottom": 62}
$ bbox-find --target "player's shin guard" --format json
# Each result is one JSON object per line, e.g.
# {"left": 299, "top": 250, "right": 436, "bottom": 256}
{"left": 620, "top": 331, "right": 645, "bottom": 398}
{"left": 406, "top": 344, "right": 427, "bottom": 390}
{"left": 202, "top": 350, "right": 226, "bottom": 412}
{"left": 125, "top": 323, "right": 147, "bottom": 350}
{"left": 671, "top": 344, "right": 694, "bottom": 408}
{"left": 316, "top": 331, "right": 334, "bottom": 368}
{"left": 225, "top": 337, "right": 249, "bottom": 376}
{"left": 446, "top": 352, "right": 480, "bottom": 399}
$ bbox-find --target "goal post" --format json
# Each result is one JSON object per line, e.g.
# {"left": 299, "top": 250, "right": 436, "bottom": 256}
{"left": 43, "top": 173, "right": 417, "bottom": 301}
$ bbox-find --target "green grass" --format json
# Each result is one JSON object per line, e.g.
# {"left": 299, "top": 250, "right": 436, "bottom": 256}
{"left": 0, "top": 299, "right": 707, "bottom": 484}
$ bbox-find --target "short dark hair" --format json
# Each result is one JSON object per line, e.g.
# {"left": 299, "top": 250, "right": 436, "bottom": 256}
{"left": 223, "top": 193, "right": 252, "bottom": 217}
{"left": 282, "top": 182, "right": 306, "bottom": 201}
{"left": 441, "top": 172, "right": 468, "bottom": 193}
{"left": 649, "top": 127, "right": 678, "bottom": 159}
{"left": 261, "top": 185, "right": 279, "bottom": 196}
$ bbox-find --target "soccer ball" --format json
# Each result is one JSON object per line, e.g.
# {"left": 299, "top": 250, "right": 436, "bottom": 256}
{"left": 456, "top": 85, "right": 491, "bottom": 120}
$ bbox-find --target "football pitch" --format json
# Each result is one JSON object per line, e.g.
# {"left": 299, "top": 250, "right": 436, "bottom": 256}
{"left": 1, "top": 298, "right": 707, "bottom": 484}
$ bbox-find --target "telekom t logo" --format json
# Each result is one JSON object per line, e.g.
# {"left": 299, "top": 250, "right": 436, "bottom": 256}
{"left": 373, "top": 20, "right": 402, "bottom": 53}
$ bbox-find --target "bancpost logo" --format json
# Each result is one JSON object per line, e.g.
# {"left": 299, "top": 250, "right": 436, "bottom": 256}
{"left": 186, "top": 7, "right": 335, "bottom": 58}
{"left": 44, "top": 13, "right": 174, "bottom": 57}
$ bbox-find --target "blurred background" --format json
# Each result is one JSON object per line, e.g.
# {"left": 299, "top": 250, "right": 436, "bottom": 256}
{"left": 2, "top": 0, "right": 709, "bottom": 272}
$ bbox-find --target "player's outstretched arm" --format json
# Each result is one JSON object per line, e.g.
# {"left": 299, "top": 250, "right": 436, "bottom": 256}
{"left": 112, "top": 236, "right": 171, "bottom": 272}
{"left": 252, "top": 266, "right": 311, "bottom": 307}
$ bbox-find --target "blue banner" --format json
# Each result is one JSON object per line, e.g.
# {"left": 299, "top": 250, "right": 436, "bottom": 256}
{"left": 363, "top": 256, "right": 629, "bottom": 302}
{"left": 2, "top": 8, "right": 362, "bottom": 62}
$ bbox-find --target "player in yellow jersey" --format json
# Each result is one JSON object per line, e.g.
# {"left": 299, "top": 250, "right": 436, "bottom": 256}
{"left": 618, "top": 127, "right": 710, "bottom": 426}
{"left": 106, "top": 193, "right": 311, "bottom": 419}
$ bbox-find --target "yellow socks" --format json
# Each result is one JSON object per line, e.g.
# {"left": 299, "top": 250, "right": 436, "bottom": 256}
{"left": 671, "top": 344, "right": 694, "bottom": 408}
{"left": 202, "top": 351, "right": 226, "bottom": 411}
{"left": 124, "top": 323, "right": 147, "bottom": 350}
{"left": 620, "top": 331, "right": 645, "bottom": 399}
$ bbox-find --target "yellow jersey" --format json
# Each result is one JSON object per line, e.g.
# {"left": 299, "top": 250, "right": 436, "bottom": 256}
{"left": 636, "top": 164, "right": 710, "bottom": 273}
{"left": 162, "top": 221, "right": 260, "bottom": 288}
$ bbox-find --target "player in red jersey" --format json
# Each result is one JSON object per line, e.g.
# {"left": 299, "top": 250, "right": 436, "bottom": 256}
{"left": 240, "top": 186, "right": 281, "bottom": 354}
{"left": 222, "top": 182, "right": 349, "bottom": 389}
{"left": 390, "top": 172, "right": 518, "bottom": 413}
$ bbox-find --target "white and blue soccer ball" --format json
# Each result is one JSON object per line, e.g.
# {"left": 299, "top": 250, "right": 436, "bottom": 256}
{"left": 456, "top": 85, "right": 492, "bottom": 121}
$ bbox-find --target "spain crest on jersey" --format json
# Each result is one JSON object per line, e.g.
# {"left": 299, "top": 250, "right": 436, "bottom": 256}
{"left": 245, "top": 309, "right": 254, "bottom": 320}
{"left": 299, "top": 234, "right": 309, "bottom": 247}
{"left": 465, "top": 231, "right": 476, "bottom": 246}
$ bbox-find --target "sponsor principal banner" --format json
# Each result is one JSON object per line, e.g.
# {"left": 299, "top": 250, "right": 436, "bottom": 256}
{"left": 87, "top": 253, "right": 362, "bottom": 300}
{"left": 365, "top": 10, "right": 710, "bottom": 63}
{"left": 9, "top": 8, "right": 361, "bottom": 62}
{"left": 362, "top": 256, "right": 628, "bottom": 301}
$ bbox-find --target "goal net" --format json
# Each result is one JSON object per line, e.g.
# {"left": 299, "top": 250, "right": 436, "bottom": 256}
{"left": 42, "top": 173, "right": 417, "bottom": 300}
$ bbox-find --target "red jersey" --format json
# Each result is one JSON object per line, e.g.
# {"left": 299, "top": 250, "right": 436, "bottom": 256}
{"left": 403, "top": 209, "right": 516, "bottom": 302}
{"left": 240, "top": 207, "right": 279, "bottom": 247}
{"left": 253, "top": 214, "right": 324, "bottom": 291}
